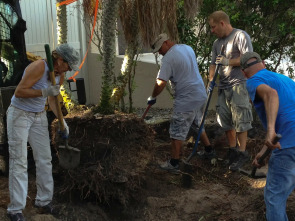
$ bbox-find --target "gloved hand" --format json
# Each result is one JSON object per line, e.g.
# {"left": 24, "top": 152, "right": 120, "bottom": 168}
{"left": 207, "top": 81, "right": 215, "bottom": 93}
{"left": 59, "top": 119, "right": 69, "bottom": 139}
{"left": 215, "top": 55, "right": 229, "bottom": 66}
{"left": 147, "top": 96, "right": 156, "bottom": 105}
{"left": 41, "top": 85, "right": 60, "bottom": 97}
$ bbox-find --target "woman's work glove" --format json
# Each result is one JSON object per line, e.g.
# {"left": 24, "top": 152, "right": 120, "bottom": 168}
{"left": 59, "top": 119, "right": 70, "bottom": 139}
{"left": 41, "top": 85, "right": 60, "bottom": 97}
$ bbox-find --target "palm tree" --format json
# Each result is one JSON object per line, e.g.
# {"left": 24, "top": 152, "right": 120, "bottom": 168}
{"left": 56, "top": 0, "right": 79, "bottom": 112}
{"left": 110, "top": 0, "right": 139, "bottom": 112}
{"left": 98, "top": 0, "right": 120, "bottom": 114}
{"left": 56, "top": 1, "right": 68, "bottom": 44}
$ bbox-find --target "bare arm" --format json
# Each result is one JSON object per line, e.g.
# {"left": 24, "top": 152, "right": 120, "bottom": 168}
{"left": 59, "top": 73, "right": 65, "bottom": 85}
{"left": 252, "top": 144, "right": 268, "bottom": 167}
{"left": 48, "top": 95, "right": 69, "bottom": 135}
{"left": 229, "top": 57, "right": 241, "bottom": 67}
{"left": 256, "top": 84, "right": 281, "bottom": 149}
{"left": 209, "top": 64, "right": 216, "bottom": 81}
{"left": 14, "top": 60, "right": 45, "bottom": 98}
{"left": 151, "top": 78, "right": 167, "bottom": 98}
{"left": 48, "top": 96, "right": 59, "bottom": 118}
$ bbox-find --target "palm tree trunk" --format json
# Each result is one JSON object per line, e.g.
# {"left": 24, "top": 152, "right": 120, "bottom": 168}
{"left": 56, "top": 1, "right": 76, "bottom": 111}
{"left": 111, "top": 42, "right": 138, "bottom": 106}
{"left": 111, "top": 0, "right": 139, "bottom": 108}
{"left": 99, "top": 0, "right": 120, "bottom": 114}
{"left": 57, "top": 2, "right": 67, "bottom": 44}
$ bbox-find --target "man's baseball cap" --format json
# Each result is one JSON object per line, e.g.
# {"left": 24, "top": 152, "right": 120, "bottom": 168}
{"left": 240, "top": 52, "right": 262, "bottom": 70}
{"left": 151, "top": 33, "right": 169, "bottom": 53}
{"left": 56, "top": 44, "right": 80, "bottom": 71}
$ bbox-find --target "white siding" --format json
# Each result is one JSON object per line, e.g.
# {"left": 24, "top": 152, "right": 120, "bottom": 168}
{"left": 20, "top": 0, "right": 82, "bottom": 61}
{"left": 67, "top": 4, "right": 79, "bottom": 45}
{"left": 20, "top": 0, "right": 56, "bottom": 57}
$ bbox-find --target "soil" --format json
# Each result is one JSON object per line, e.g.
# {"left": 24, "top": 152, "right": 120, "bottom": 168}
{"left": 1, "top": 107, "right": 295, "bottom": 221}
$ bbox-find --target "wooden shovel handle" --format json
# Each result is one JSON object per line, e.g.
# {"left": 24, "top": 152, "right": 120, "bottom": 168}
{"left": 142, "top": 104, "right": 152, "bottom": 120}
{"left": 44, "top": 44, "right": 65, "bottom": 131}
{"left": 257, "top": 134, "right": 282, "bottom": 165}
{"left": 251, "top": 134, "right": 282, "bottom": 177}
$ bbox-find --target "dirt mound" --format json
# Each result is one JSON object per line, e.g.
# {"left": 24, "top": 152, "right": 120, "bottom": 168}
{"left": 52, "top": 112, "right": 155, "bottom": 206}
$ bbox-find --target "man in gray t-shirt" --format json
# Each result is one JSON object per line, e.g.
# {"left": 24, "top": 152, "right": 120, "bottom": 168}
{"left": 208, "top": 10, "right": 253, "bottom": 171}
{"left": 147, "top": 33, "right": 213, "bottom": 173}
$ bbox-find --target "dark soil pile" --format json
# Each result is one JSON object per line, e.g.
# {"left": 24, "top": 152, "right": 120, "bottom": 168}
{"left": 52, "top": 111, "right": 155, "bottom": 206}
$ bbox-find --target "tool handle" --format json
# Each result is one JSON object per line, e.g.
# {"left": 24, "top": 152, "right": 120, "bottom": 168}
{"left": 44, "top": 44, "right": 65, "bottom": 131}
{"left": 187, "top": 45, "right": 225, "bottom": 162}
{"left": 251, "top": 134, "right": 282, "bottom": 177}
{"left": 45, "top": 45, "right": 54, "bottom": 72}
{"left": 142, "top": 104, "right": 152, "bottom": 120}
{"left": 211, "top": 45, "right": 225, "bottom": 84}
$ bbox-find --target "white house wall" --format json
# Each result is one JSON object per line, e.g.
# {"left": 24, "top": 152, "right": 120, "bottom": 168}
{"left": 86, "top": 52, "right": 174, "bottom": 109}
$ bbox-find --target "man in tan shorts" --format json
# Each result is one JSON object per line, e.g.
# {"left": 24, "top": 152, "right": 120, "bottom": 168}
{"left": 147, "top": 33, "right": 213, "bottom": 173}
{"left": 208, "top": 10, "right": 253, "bottom": 171}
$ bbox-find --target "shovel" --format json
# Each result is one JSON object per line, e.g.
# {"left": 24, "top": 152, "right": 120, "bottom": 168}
{"left": 44, "top": 44, "right": 80, "bottom": 169}
{"left": 239, "top": 134, "right": 281, "bottom": 179}
{"left": 141, "top": 104, "right": 152, "bottom": 120}
{"left": 181, "top": 45, "right": 225, "bottom": 188}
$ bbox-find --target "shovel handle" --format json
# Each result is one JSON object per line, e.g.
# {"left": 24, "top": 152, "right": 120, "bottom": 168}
{"left": 251, "top": 134, "right": 282, "bottom": 177}
{"left": 44, "top": 44, "right": 65, "bottom": 131}
{"left": 142, "top": 104, "right": 152, "bottom": 120}
{"left": 187, "top": 45, "right": 225, "bottom": 162}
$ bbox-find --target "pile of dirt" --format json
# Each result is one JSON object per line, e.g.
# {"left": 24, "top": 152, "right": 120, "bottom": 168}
{"left": 52, "top": 111, "right": 155, "bottom": 206}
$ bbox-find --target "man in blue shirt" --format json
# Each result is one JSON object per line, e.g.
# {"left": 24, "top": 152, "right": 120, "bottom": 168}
{"left": 241, "top": 51, "right": 295, "bottom": 221}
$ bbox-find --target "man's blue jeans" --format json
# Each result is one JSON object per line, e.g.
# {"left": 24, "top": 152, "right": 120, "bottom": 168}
{"left": 265, "top": 147, "right": 295, "bottom": 221}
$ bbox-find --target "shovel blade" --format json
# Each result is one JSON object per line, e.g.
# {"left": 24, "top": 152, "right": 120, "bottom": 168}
{"left": 252, "top": 171, "right": 267, "bottom": 179}
{"left": 239, "top": 168, "right": 251, "bottom": 177}
{"left": 239, "top": 168, "right": 267, "bottom": 179}
{"left": 58, "top": 145, "right": 80, "bottom": 169}
{"left": 180, "top": 160, "right": 193, "bottom": 188}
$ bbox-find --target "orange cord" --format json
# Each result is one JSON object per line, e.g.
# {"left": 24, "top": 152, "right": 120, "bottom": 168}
{"left": 68, "top": 0, "right": 100, "bottom": 82}
{"left": 56, "top": 0, "right": 77, "bottom": 7}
